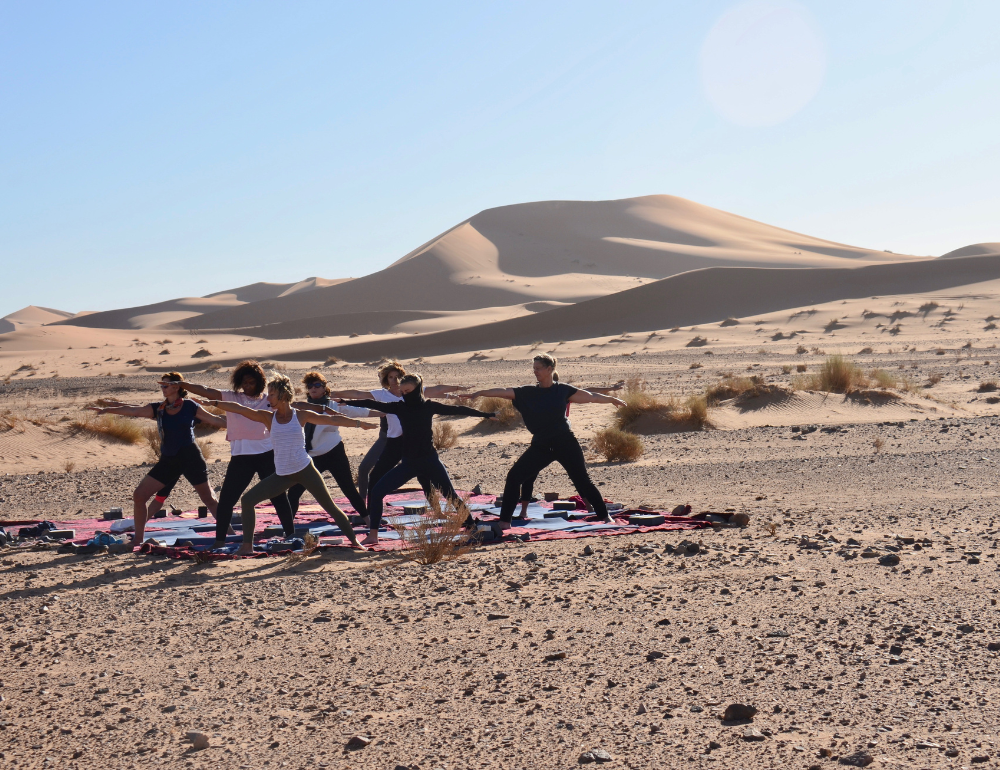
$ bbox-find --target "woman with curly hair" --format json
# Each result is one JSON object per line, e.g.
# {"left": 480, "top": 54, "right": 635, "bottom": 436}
{"left": 166, "top": 360, "right": 297, "bottom": 547}
{"left": 195, "top": 374, "right": 372, "bottom": 553}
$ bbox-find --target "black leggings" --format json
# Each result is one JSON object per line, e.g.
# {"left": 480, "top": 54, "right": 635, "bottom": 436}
{"left": 287, "top": 442, "right": 368, "bottom": 518}
{"left": 365, "top": 436, "right": 432, "bottom": 517}
{"left": 367, "top": 455, "right": 467, "bottom": 535}
{"left": 215, "top": 450, "right": 294, "bottom": 541}
{"left": 499, "top": 433, "right": 608, "bottom": 522}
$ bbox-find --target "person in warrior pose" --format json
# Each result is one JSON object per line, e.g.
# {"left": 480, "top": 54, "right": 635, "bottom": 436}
{"left": 328, "top": 361, "right": 468, "bottom": 522}
{"left": 337, "top": 374, "right": 495, "bottom": 545}
{"left": 286, "top": 371, "right": 382, "bottom": 520}
{"left": 460, "top": 354, "right": 625, "bottom": 531}
{"left": 87, "top": 373, "right": 226, "bottom": 545}
{"left": 515, "top": 380, "right": 623, "bottom": 516}
{"left": 195, "top": 374, "right": 372, "bottom": 554}
{"left": 165, "top": 360, "right": 297, "bottom": 547}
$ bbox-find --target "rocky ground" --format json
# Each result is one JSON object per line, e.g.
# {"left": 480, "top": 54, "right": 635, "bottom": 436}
{"left": 2, "top": 353, "right": 1000, "bottom": 769}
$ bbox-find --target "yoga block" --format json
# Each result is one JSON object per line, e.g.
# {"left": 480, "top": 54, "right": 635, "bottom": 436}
{"left": 544, "top": 511, "right": 569, "bottom": 520}
{"left": 262, "top": 525, "right": 285, "bottom": 537}
{"left": 629, "top": 514, "right": 665, "bottom": 526}
{"left": 153, "top": 510, "right": 168, "bottom": 519}
{"left": 400, "top": 502, "right": 428, "bottom": 513}
{"left": 543, "top": 492, "right": 561, "bottom": 502}
{"left": 197, "top": 506, "right": 208, "bottom": 518}
{"left": 551, "top": 501, "right": 576, "bottom": 511}
{"left": 102, "top": 508, "right": 123, "bottom": 520}
{"left": 48, "top": 529, "right": 74, "bottom": 540}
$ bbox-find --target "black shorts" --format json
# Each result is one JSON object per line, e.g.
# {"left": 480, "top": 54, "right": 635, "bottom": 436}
{"left": 148, "top": 444, "right": 208, "bottom": 488}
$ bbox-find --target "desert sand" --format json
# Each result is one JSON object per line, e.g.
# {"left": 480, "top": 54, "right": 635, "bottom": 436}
{"left": 2, "top": 196, "right": 1000, "bottom": 769}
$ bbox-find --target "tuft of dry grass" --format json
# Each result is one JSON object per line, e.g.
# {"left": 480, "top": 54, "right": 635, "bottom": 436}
{"left": 472, "top": 397, "right": 521, "bottom": 431}
{"left": 689, "top": 362, "right": 703, "bottom": 370}
{"left": 324, "top": 356, "right": 339, "bottom": 366}
{"left": 70, "top": 413, "right": 145, "bottom": 444}
{"left": 432, "top": 421, "right": 459, "bottom": 450}
{"left": 869, "top": 369, "right": 897, "bottom": 389}
{"left": 285, "top": 532, "right": 320, "bottom": 566}
{"left": 686, "top": 336, "right": 709, "bottom": 347}
{"left": 793, "top": 354, "right": 870, "bottom": 393}
{"left": 705, "top": 375, "right": 768, "bottom": 405}
{"left": 719, "top": 318, "right": 739, "bottom": 327}
{"left": 206, "top": 362, "right": 223, "bottom": 372}
{"left": 873, "top": 437, "right": 885, "bottom": 453}
{"left": 0, "top": 409, "right": 25, "bottom": 433}
{"left": 796, "top": 345, "right": 808, "bottom": 355}
{"left": 142, "top": 424, "right": 161, "bottom": 461}
{"left": 196, "top": 437, "right": 215, "bottom": 459}
{"left": 977, "top": 380, "right": 998, "bottom": 393}
{"left": 796, "top": 363, "right": 807, "bottom": 373}
{"left": 63, "top": 460, "right": 76, "bottom": 473}
{"left": 615, "top": 384, "right": 712, "bottom": 433}
{"left": 390, "top": 490, "right": 476, "bottom": 566}
{"left": 592, "top": 426, "right": 644, "bottom": 462}
{"left": 926, "top": 373, "right": 943, "bottom": 387}
{"left": 781, "top": 365, "right": 792, "bottom": 374}
{"left": 765, "top": 521, "right": 778, "bottom": 536}
{"left": 858, "top": 347, "right": 873, "bottom": 354}
{"left": 191, "top": 348, "right": 212, "bottom": 358}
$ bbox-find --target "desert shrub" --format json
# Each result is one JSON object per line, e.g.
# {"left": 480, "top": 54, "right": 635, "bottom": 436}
{"left": 781, "top": 365, "right": 792, "bottom": 374}
{"left": 978, "top": 380, "right": 999, "bottom": 393}
{"left": 473, "top": 397, "right": 521, "bottom": 431}
{"left": 796, "top": 345, "right": 808, "bottom": 355}
{"left": 70, "top": 413, "right": 144, "bottom": 444}
{"left": 390, "top": 490, "right": 475, "bottom": 566}
{"left": 870, "top": 369, "right": 897, "bottom": 389}
{"left": 0, "top": 409, "right": 25, "bottom": 433}
{"left": 873, "top": 437, "right": 885, "bottom": 453}
{"left": 986, "top": 323, "right": 997, "bottom": 331}
{"left": 191, "top": 348, "right": 211, "bottom": 358}
{"left": 686, "top": 336, "right": 709, "bottom": 347}
{"left": 705, "top": 375, "right": 766, "bottom": 405}
{"left": 689, "top": 362, "right": 703, "bottom": 370}
{"left": 898, "top": 378, "right": 923, "bottom": 395}
{"left": 926, "top": 373, "right": 942, "bottom": 386}
{"left": 142, "top": 424, "right": 161, "bottom": 461}
{"left": 796, "top": 363, "right": 807, "bottom": 373}
{"left": 719, "top": 318, "right": 739, "bottom": 327}
{"left": 919, "top": 302, "right": 939, "bottom": 315}
{"left": 432, "top": 421, "right": 459, "bottom": 450}
{"left": 685, "top": 394, "right": 710, "bottom": 427}
{"left": 196, "top": 437, "right": 215, "bottom": 459}
{"left": 794, "top": 355, "right": 868, "bottom": 393}
{"left": 592, "top": 427, "right": 644, "bottom": 462}
{"left": 858, "top": 347, "right": 873, "bottom": 354}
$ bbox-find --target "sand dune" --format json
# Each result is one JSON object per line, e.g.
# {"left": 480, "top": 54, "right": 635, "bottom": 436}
{"left": 52, "top": 195, "right": 924, "bottom": 335}
{"left": 939, "top": 242, "right": 1000, "bottom": 259}
{"left": 52, "top": 277, "right": 352, "bottom": 330}
{"left": 0, "top": 305, "right": 75, "bottom": 334}
{"left": 248, "top": 252, "right": 1000, "bottom": 364}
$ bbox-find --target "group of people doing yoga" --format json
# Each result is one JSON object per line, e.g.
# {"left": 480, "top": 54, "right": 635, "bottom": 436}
{"left": 87, "top": 354, "right": 625, "bottom": 553}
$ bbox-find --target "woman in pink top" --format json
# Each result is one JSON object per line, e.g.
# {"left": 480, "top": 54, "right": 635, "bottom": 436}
{"left": 166, "top": 360, "right": 296, "bottom": 547}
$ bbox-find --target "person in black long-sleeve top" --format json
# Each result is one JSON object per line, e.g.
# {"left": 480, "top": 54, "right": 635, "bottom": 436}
{"left": 339, "top": 373, "right": 495, "bottom": 544}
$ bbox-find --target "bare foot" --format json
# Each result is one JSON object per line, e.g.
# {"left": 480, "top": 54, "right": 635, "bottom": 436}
{"left": 361, "top": 533, "right": 379, "bottom": 546}
{"left": 236, "top": 542, "right": 254, "bottom": 556}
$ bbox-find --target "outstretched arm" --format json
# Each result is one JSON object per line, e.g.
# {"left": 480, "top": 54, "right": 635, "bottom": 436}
{"left": 430, "top": 402, "right": 496, "bottom": 419}
{"left": 456, "top": 388, "right": 516, "bottom": 401}
{"left": 295, "top": 409, "right": 379, "bottom": 430}
{"left": 159, "top": 380, "right": 223, "bottom": 400}
{"left": 291, "top": 401, "right": 381, "bottom": 418}
{"left": 425, "top": 384, "right": 471, "bottom": 398}
{"left": 340, "top": 398, "right": 401, "bottom": 414}
{"left": 328, "top": 389, "right": 378, "bottom": 400}
{"left": 194, "top": 406, "right": 227, "bottom": 429}
{"left": 568, "top": 389, "right": 626, "bottom": 407}
{"left": 87, "top": 404, "right": 156, "bottom": 419}
{"left": 192, "top": 397, "right": 273, "bottom": 426}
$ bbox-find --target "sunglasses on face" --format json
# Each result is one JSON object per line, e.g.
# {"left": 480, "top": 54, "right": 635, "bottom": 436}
{"left": 307, "top": 382, "right": 325, "bottom": 389}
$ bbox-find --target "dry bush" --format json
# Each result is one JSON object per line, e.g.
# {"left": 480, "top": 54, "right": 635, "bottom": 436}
{"left": 0, "top": 409, "right": 25, "bottom": 433}
{"left": 705, "top": 374, "right": 767, "bottom": 405}
{"left": 686, "top": 336, "right": 709, "bottom": 347}
{"left": 70, "top": 413, "right": 144, "bottom": 444}
{"left": 870, "top": 369, "right": 897, "bottom": 389}
{"left": 796, "top": 345, "right": 808, "bottom": 354}
{"left": 858, "top": 346, "right": 873, "bottom": 354}
{"left": 796, "top": 363, "right": 807, "bottom": 373}
{"left": 919, "top": 302, "right": 939, "bottom": 315}
{"left": 719, "top": 318, "right": 739, "bottom": 327}
{"left": 781, "top": 365, "right": 792, "bottom": 374}
{"left": 794, "top": 355, "right": 868, "bottom": 393}
{"left": 977, "top": 380, "right": 999, "bottom": 393}
{"left": 206, "top": 362, "right": 223, "bottom": 372}
{"left": 142, "top": 424, "right": 161, "bottom": 461}
{"left": 285, "top": 532, "right": 320, "bottom": 566}
{"left": 689, "top": 362, "right": 703, "bottom": 370}
{"left": 898, "top": 378, "right": 923, "bottom": 395}
{"left": 196, "top": 437, "right": 215, "bottom": 459}
{"left": 432, "top": 421, "right": 459, "bottom": 450}
{"left": 873, "top": 437, "right": 885, "bottom": 454}
{"left": 986, "top": 322, "right": 997, "bottom": 331}
{"left": 926, "top": 373, "right": 943, "bottom": 386}
{"left": 324, "top": 356, "right": 339, "bottom": 366}
{"left": 191, "top": 348, "right": 212, "bottom": 358}
{"left": 472, "top": 396, "right": 521, "bottom": 431}
{"left": 593, "top": 426, "right": 644, "bottom": 462}
{"left": 63, "top": 460, "right": 76, "bottom": 473}
{"left": 390, "top": 490, "right": 475, "bottom": 566}
{"left": 686, "top": 394, "right": 710, "bottom": 427}
{"left": 615, "top": 388, "right": 711, "bottom": 433}
{"left": 765, "top": 521, "right": 778, "bottom": 536}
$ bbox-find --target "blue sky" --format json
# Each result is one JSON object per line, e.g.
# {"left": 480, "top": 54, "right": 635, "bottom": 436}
{"left": 2, "top": 1, "right": 998, "bottom": 317}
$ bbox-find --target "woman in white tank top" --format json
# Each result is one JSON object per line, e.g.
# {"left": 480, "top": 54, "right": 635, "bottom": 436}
{"left": 196, "top": 373, "right": 374, "bottom": 554}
